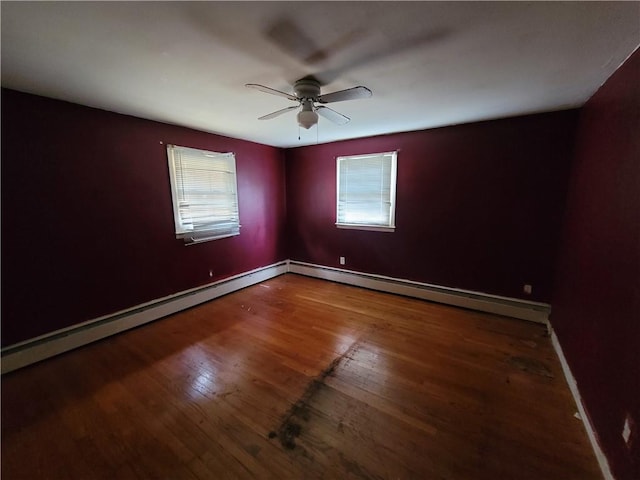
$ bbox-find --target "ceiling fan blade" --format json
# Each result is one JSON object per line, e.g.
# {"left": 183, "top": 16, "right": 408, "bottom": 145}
{"left": 315, "top": 106, "right": 350, "bottom": 125}
{"left": 246, "top": 83, "right": 298, "bottom": 101}
{"left": 258, "top": 105, "right": 299, "bottom": 120}
{"left": 317, "top": 86, "right": 372, "bottom": 104}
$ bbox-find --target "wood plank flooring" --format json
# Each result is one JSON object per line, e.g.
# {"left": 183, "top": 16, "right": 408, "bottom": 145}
{"left": 2, "top": 274, "right": 601, "bottom": 479}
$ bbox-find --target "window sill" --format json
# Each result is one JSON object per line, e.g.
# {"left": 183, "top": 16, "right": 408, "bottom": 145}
{"left": 336, "top": 223, "right": 395, "bottom": 233}
{"left": 177, "top": 230, "right": 240, "bottom": 245}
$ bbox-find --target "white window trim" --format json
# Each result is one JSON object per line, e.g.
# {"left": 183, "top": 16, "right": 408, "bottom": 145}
{"left": 336, "top": 224, "right": 395, "bottom": 232}
{"left": 166, "top": 144, "right": 241, "bottom": 245}
{"left": 335, "top": 151, "right": 398, "bottom": 232}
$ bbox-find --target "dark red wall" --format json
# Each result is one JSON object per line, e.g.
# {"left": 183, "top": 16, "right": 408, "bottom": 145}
{"left": 552, "top": 49, "right": 640, "bottom": 479}
{"left": 1, "top": 89, "right": 287, "bottom": 347}
{"left": 286, "top": 111, "right": 579, "bottom": 303}
{"left": 2, "top": 54, "right": 637, "bottom": 477}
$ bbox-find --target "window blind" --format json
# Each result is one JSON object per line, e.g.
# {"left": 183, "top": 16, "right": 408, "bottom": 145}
{"left": 336, "top": 151, "right": 397, "bottom": 230}
{"left": 167, "top": 145, "right": 240, "bottom": 243}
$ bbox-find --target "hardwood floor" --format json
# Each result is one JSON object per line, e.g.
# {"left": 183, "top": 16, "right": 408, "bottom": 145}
{"left": 2, "top": 274, "right": 601, "bottom": 479}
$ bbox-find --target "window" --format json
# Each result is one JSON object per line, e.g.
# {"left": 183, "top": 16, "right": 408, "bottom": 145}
{"left": 336, "top": 151, "right": 397, "bottom": 231}
{"left": 166, "top": 144, "right": 240, "bottom": 244}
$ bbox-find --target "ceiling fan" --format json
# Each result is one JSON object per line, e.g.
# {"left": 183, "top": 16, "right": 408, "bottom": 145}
{"left": 246, "top": 77, "right": 372, "bottom": 129}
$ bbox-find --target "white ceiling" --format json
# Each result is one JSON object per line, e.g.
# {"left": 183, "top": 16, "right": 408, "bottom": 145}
{"left": 2, "top": 1, "right": 639, "bottom": 148}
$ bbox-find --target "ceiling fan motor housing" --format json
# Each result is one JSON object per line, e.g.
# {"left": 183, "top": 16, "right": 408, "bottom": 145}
{"left": 294, "top": 78, "right": 321, "bottom": 101}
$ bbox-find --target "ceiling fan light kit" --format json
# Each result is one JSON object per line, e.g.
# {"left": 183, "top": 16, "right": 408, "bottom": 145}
{"left": 246, "top": 77, "right": 372, "bottom": 130}
{"left": 297, "top": 99, "right": 319, "bottom": 129}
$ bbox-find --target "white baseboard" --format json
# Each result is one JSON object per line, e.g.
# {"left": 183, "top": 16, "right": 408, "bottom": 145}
{"left": 288, "top": 261, "right": 551, "bottom": 324}
{"left": 1, "top": 261, "right": 288, "bottom": 374}
{"left": 551, "top": 329, "right": 614, "bottom": 480}
{"left": 1, "top": 260, "right": 551, "bottom": 374}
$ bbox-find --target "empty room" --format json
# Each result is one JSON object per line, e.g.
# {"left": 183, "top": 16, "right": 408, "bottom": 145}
{"left": 1, "top": 2, "right": 638, "bottom": 479}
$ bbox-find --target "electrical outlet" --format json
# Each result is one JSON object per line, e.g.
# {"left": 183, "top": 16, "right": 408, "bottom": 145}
{"left": 523, "top": 284, "right": 532, "bottom": 295}
{"left": 339, "top": 256, "right": 346, "bottom": 265}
